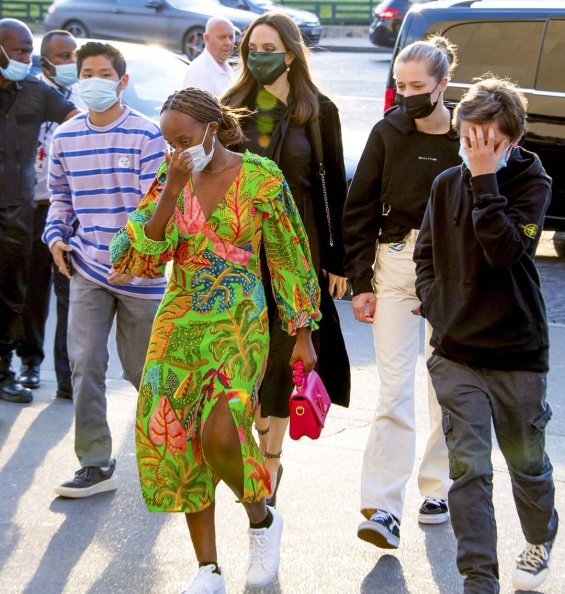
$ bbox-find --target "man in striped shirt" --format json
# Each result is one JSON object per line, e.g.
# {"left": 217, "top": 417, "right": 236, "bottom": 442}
{"left": 43, "top": 42, "right": 167, "bottom": 498}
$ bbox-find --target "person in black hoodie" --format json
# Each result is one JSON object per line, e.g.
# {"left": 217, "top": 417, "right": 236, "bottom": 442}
{"left": 343, "top": 36, "right": 460, "bottom": 550}
{"left": 223, "top": 12, "right": 350, "bottom": 508}
{"left": 414, "top": 77, "right": 558, "bottom": 594}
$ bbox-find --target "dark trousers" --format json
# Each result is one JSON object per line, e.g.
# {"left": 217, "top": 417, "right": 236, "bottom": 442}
{"left": 15, "top": 203, "right": 71, "bottom": 392}
{"left": 0, "top": 203, "right": 34, "bottom": 364}
{"left": 428, "top": 354, "right": 558, "bottom": 594}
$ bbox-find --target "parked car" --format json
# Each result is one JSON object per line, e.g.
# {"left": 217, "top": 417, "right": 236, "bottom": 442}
{"left": 218, "top": 0, "right": 322, "bottom": 45}
{"left": 44, "top": 0, "right": 256, "bottom": 60}
{"left": 369, "top": 0, "right": 435, "bottom": 48}
{"left": 33, "top": 37, "right": 189, "bottom": 121}
{"left": 385, "top": 0, "right": 565, "bottom": 231}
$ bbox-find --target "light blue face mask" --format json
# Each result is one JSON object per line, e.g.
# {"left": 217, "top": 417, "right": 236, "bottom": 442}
{"left": 0, "top": 46, "right": 31, "bottom": 82}
{"left": 79, "top": 76, "right": 121, "bottom": 112}
{"left": 458, "top": 143, "right": 513, "bottom": 173}
{"left": 49, "top": 61, "right": 78, "bottom": 87}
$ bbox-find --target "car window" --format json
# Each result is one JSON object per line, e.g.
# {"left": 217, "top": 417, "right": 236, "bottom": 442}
{"left": 443, "top": 21, "right": 544, "bottom": 89}
{"left": 122, "top": 51, "right": 188, "bottom": 120}
{"left": 536, "top": 19, "right": 565, "bottom": 93}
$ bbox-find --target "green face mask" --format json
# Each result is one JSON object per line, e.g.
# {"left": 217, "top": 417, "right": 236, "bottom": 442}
{"left": 247, "top": 51, "right": 287, "bottom": 86}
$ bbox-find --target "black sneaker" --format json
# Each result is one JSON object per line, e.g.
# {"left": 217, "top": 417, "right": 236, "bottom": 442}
{"left": 418, "top": 497, "right": 449, "bottom": 525}
{"left": 357, "top": 510, "right": 400, "bottom": 549}
{"left": 512, "top": 538, "right": 554, "bottom": 590}
{"left": 0, "top": 373, "right": 33, "bottom": 404}
{"left": 55, "top": 459, "right": 117, "bottom": 498}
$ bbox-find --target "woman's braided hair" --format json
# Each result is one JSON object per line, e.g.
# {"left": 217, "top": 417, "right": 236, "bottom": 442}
{"left": 161, "top": 87, "right": 249, "bottom": 147}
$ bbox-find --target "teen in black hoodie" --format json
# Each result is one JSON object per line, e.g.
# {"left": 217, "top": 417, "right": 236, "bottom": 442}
{"left": 414, "top": 77, "right": 558, "bottom": 594}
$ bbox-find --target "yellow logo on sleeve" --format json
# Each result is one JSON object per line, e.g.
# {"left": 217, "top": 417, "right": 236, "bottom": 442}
{"left": 522, "top": 223, "right": 538, "bottom": 238}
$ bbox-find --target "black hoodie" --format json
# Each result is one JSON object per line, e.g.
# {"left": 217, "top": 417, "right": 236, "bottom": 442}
{"left": 414, "top": 147, "right": 552, "bottom": 372}
{"left": 343, "top": 107, "right": 460, "bottom": 295}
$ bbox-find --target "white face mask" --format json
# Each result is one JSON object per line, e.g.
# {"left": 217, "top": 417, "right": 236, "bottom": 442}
{"left": 183, "top": 123, "right": 215, "bottom": 172}
{"left": 79, "top": 77, "right": 121, "bottom": 112}
{"left": 0, "top": 45, "right": 31, "bottom": 81}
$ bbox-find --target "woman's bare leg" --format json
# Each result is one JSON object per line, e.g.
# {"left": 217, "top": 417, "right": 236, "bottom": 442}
{"left": 185, "top": 505, "right": 217, "bottom": 563}
{"left": 203, "top": 395, "right": 268, "bottom": 524}
{"left": 264, "top": 415, "right": 289, "bottom": 493}
{"left": 254, "top": 403, "right": 269, "bottom": 454}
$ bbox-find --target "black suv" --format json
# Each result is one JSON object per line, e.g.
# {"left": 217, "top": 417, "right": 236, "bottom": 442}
{"left": 385, "top": 0, "right": 565, "bottom": 230}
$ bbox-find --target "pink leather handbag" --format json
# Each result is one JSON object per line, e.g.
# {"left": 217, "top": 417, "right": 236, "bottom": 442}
{"left": 289, "top": 361, "right": 331, "bottom": 440}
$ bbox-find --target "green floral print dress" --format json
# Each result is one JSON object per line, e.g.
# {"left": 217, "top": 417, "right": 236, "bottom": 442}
{"left": 110, "top": 151, "right": 321, "bottom": 513}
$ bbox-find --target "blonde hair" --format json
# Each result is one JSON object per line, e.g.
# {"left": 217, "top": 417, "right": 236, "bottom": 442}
{"left": 161, "top": 87, "right": 250, "bottom": 147}
{"left": 453, "top": 75, "right": 527, "bottom": 139}
{"left": 395, "top": 34, "right": 458, "bottom": 82}
{"left": 222, "top": 12, "right": 319, "bottom": 124}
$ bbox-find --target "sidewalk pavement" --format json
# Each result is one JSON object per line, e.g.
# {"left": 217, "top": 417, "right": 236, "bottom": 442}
{"left": 0, "top": 300, "right": 563, "bottom": 593}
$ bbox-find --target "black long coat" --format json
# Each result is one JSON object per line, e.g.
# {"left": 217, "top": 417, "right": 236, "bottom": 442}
{"left": 235, "top": 88, "right": 351, "bottom": 411}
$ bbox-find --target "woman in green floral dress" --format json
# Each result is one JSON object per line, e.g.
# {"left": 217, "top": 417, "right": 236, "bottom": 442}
{"left": 110, "top": 87, "right": 320, "bottom": 593}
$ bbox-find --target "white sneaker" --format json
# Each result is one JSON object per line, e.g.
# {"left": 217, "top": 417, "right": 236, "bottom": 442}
{"left": 246, "top": 506, "right": 283, "bottom": 588}
{"left": 181, "top": 565, "right": 226, "bottom": 594}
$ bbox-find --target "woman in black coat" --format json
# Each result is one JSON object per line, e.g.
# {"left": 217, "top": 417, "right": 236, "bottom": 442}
{"left": 223, "top": 12, "right": 350, "bottom": 506}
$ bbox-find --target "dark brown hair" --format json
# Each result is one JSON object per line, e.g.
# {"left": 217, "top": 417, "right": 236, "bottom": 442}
{"left": 453, "top": 75, "right": 527, "bottom": 139}
{"left": 222, "top": 12, "right": 319, "bottom": 124}
{"left": 161, "top": 87, "right": 249, "bottom": 147}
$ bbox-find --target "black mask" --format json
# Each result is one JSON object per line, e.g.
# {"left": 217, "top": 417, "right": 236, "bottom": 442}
{"left": 395, "top": 81, "right": 441, "bottom": 120}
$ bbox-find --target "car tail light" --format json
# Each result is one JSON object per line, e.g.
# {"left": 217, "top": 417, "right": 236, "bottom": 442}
{"left": 378, "top": 8, "right": 400, "bottom": 20}
{"left": 384, "top": 87, "right": 396, "bottom": 112}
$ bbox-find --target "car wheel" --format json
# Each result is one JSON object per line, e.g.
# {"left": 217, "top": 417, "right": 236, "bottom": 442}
{"left": 63, "top": 20, "right": 90, "bottom": 38}
{"left": 183, "top": 27, "right": 205, "bottom": 61}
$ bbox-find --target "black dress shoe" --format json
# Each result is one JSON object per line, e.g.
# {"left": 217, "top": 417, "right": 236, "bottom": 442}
{"left": 17, "top": 364, "right": 40, "bottom": 389}
{"left": 0, "top": 376, "right": 33, "bottom": 403}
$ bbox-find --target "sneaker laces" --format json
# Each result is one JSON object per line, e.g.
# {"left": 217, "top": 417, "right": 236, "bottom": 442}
{"left": 424, "top": 497, "right": 447, "bottom": 507}
{"left": 74, "top": 467, "right": 91, "bottom": 480}
{"left": 248, "top": 529, "right": 268, "bottom": 566}
{"left": 371, "top": 510, "right": 394, "bottom": 522}
{"left": 517, "top": 543, "right": 549, "bottom": 572}
{"left": 426, "top": 497, "right": 446, "bottom": 506}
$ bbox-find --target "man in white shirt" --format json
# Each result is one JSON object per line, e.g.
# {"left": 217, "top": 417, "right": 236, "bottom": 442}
{"left": 183, "top": 17, "right": 236, "bottom": 97}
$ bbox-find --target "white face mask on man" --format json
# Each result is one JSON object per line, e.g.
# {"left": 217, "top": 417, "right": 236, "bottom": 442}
{"left": 78, "top": 77, "right": 121, "bottom": 112}
{"left": 183, "top": 123, "right": 215, "bottom": 172}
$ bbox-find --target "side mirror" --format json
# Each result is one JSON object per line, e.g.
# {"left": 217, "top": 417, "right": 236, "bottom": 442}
{"left": 146, "top": 0, "right": 164, "bottom": 9}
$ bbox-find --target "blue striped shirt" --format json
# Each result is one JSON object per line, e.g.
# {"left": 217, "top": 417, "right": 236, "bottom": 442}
{"left": 43, "top": 107, "right": 167, "bottom": 299}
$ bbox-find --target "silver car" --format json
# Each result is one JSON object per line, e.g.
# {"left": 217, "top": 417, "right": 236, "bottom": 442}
{"left": 45, "top": 0, "right": 256, "bottom": 59}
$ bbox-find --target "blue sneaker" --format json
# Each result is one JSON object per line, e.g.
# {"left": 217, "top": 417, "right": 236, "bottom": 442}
{"left": 358, "top": 510, "right": 400, "bottom": 549}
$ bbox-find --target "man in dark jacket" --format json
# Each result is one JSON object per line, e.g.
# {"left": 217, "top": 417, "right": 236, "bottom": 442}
{"left": 414, "top": 77, "right": 558, "bottom": 594}
{"left": 0, "top": 19, "right": 78, "bottom": 404}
